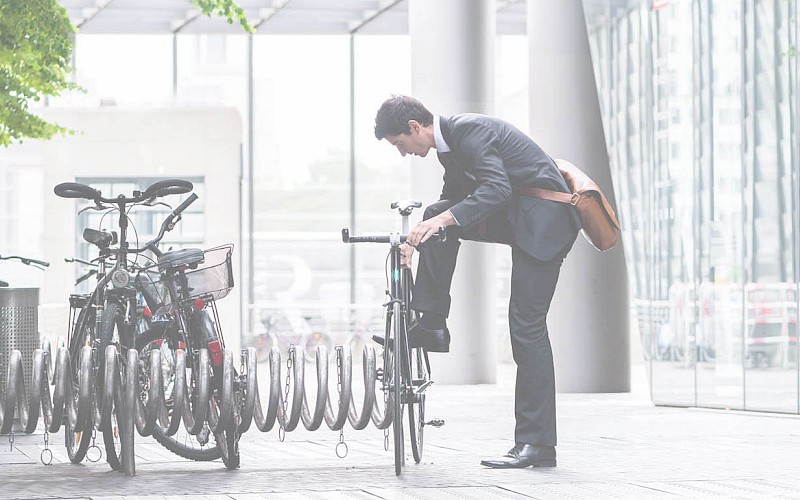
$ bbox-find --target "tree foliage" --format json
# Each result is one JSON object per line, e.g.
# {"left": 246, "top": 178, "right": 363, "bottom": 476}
{"left": 0, "top": 0, "right": 252, "bottom": 148}
{"left": 0, "top": 0, "right": 78, "bottom": 147}
{"left": 192, "top": 0, "right": 254, "bottom": 33}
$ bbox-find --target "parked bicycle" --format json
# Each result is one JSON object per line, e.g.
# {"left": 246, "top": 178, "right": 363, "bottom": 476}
{"left": 252, "top": 309, "right": 332, "bottom": 364}
{"left": 55, "top": 179, "right": 240, "bottom": 470}
{"left": 341, "top": 200, "right": 445, "bottom": 475}
{"left": 0, "top": 254, "right": 49, "bottom": 287}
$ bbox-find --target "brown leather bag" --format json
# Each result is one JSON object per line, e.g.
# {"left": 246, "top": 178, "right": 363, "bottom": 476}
{"left": 513, "top": 159, "right": 621, "bottom": 251}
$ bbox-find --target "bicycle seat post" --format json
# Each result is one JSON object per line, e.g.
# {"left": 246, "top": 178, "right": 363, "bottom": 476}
{"left": 401, "top": 211, "right": 410, "bottom": 235}
{"left": 390, "top": 200, "right": 422, "bottom": 235}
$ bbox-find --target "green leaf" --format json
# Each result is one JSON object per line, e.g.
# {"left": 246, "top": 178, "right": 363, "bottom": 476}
{"left": 0, "top": 0, "right": 78, "bottom": 146}
{"left": 191, "top": 0, "right": 255, "bottom": 33}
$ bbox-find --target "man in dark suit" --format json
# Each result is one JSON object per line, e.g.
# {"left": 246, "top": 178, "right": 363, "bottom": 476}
{"left": 374, "top": 95, "right": 580, "bottom": 468}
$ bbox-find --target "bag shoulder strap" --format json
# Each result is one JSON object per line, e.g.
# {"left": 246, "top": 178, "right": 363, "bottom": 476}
{"left": 512, "top": 185, "right": 576, "bottom": 205}
{"left": 511, "top": 159, "right": 621, "bottom": 231}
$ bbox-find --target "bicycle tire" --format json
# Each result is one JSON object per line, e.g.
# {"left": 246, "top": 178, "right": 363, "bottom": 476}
{"left": 217, "top": 406, "right": 240, "bottom": 470}
{"left": 98, "top": 303, "right": 126, "bottom": 471}
{"left": 65, "top": 305, "right": 95, "bottom": 463}
{"left": 391, "top": 306, "right": 404, "bottom": 476}
{"left": 136, "top": 327, "right": 223, "bottom": 461}
{"left": 408, "top": 347, "right": 427, "bottom": 463}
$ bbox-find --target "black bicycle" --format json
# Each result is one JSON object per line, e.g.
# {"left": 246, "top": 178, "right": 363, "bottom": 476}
{"left": 133, "top": 242, "right": 239, "bottom": 469}
{"left": 342, "top": 200, "right": 444, "bottom": 475}
{"left": 54, "top": 179, "right": 215, "bottom": 469}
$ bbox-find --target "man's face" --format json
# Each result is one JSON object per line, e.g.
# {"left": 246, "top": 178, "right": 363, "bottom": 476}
{"left": 384, "top": 120, "right": 431, "bottom": 158}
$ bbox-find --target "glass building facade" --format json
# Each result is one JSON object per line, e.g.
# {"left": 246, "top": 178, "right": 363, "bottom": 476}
{"left": 585, "top": 0, "right": 800, "bottom": 413}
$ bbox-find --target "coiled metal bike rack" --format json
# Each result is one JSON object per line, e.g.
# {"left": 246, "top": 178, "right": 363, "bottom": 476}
{"left": 1, "top": 342, "right": 394, "bottom": 476}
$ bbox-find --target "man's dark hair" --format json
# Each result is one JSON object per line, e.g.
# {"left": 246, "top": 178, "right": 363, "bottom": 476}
{"left": 374, "top": 95, "right": 434, "bottom": 140}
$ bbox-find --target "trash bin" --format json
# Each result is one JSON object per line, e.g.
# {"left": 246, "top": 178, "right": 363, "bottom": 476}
{"left": 0, "top": 288, "right": 40, "bottom": 391}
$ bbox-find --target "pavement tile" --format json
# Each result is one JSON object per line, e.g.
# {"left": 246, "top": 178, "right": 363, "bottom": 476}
{"left": 2, "top": 364, "right": 800, "bottom": 499}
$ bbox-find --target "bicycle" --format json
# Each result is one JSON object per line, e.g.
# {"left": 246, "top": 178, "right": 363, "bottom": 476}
{"left": 251, "top": 309, "right": 333, "bottom": 364}
{"left": 341, "top": 200, "right": 444, "bottom": 475}
{"left": 133, "top": 242, "right": 240, "bottom": 469}
{"left": 54, "top": 179, "right": 233, "bottom": 469}
{"left": 0, "top": 254, "right": 49, "bottom": 287}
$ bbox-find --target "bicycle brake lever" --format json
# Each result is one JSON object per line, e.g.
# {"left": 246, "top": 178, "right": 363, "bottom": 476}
{"left": 77, "top": 203, "right": 111, "bottom": 215}
{"left": 142, "top": 201, "right": 171, "bottom": 209}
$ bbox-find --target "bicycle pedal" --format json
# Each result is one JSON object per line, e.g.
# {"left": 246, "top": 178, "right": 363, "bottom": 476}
{"left": 424, "top": 418, "right": 445, "bottom": 428}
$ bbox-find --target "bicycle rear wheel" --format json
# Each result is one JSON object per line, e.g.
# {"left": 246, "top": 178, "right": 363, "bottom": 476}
{"left": 215, "top": 398, "right": 240, "bottom": 470}
{"left": 408, "top": 347, "right": 428, "bottom": 463}
{"left": 136, "top": 328, "right": 222, "bottom": 461}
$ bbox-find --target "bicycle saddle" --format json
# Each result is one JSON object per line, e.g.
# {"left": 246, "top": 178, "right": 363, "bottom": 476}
{"left": 391, "top": 199, "right": 422, "bottom": 215}
{"left": 158, "top": 248, "right": 204, "bottom": 272}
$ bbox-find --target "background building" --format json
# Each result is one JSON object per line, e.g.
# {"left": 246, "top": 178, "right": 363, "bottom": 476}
{"left": 1, "top": 0, "right": 798, "bottom": 413}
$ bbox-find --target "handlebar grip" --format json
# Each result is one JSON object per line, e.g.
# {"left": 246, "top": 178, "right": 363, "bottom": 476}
{"left": 341, "top": 229, "right": 397, "bottom": 244}
{"left": 26, "top": 258, "right": 50, "bottom": 268}
{"left": 173, "top": 193, "right": 198, "bottom": 216}
{"left": 142, "top": 179, "right": 194, "bottom": 199}
{"left": 54, "top": 182, "right": 100, "bottom": 200}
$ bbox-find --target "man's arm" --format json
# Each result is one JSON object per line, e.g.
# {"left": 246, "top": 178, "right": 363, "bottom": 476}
{"left": 447, "top": 126, "right": 512, "bottom": 228}
{"left": 405, "top": 210, "right": 456, "bottom": 248}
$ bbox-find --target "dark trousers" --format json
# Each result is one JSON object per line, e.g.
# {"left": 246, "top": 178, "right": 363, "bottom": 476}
{"left": 412, "top": 200, "right": 563, "bottom": 447}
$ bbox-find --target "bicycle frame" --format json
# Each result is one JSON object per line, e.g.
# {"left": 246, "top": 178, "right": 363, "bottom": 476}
{"left": 342, "top": 201, "right": 443, "bottom": 475}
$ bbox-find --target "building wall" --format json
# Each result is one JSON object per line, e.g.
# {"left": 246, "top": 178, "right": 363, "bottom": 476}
{"left": 37, "top": 107, "right": 242, "bottom": 353}
{"left": 584, "top": 0, "right": 800, "bottom": 413}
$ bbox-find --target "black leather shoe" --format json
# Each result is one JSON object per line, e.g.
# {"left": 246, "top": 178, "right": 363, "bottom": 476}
{"left": 372, "top": 321, "right": 450, "bottom": 353}
{"left": 480, "top": 444, "right": 556, "bottom": 468}
{"left": 504, "top": 443, "right": 525, "bottom": 457}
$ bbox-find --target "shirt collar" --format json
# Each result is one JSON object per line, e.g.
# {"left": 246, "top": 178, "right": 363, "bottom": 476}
{"left": 433, "top": 115, "right": 451, "bottom": 153}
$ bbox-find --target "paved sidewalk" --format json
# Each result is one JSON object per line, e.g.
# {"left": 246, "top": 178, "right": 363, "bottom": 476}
{"left": 2, "top": 363, "right": 800, "bottom": 499}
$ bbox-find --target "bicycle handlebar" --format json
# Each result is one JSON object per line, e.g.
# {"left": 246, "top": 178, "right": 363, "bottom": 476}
{"left": 341, "top": 227, "right": 446, "bottom": 245}
{"left": 131, "top": 192, "right": 199, "bottom": 255}
{"left": 0, "top": 255, "right": 50, "bottom": 268}
{"left": 65, "top": 257, "right": 97, "bottom": 267}
{"left": 172, "top": 193, "right": 198, "bottom": 216}
{"left": 53, "top": 182, "right": 101, "bottom": 200}
{"left": 141, "top": 179, "right": 193, "bottom": 199}
{"left": 54, "top": 179, "right": 194, "bottom": 205}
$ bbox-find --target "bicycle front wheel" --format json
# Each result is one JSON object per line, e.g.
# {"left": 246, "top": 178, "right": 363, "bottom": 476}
{"left": 65, "top": 305, "right": 95, "bottom": 464}
{"left": 98, "top": 302, "right": 130, "bottom": 471}
{"left": 388, "top": 308, "right": 404, "bottom": 476}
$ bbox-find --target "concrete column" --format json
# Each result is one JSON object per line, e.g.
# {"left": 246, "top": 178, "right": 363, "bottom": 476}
{"left": 528, "top": 0, "right": 630, "bottom": 392}
{"left": 409, "top": 0, "right": 496, "bottom": 384}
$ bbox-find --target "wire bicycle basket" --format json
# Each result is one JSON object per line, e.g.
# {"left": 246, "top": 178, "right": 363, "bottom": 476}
{"left": 144, "top": 244, "right": 234, "bottom": 310}
{"left": 179, "top": 244, "right": 235, "bottom": 302}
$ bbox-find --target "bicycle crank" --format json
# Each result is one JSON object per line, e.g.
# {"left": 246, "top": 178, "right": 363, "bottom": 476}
{"left": 424, "top": 418, "right": 445, "bottom": 428}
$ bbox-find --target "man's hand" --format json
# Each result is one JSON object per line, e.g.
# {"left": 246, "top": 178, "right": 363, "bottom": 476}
{"left": 406, "top": 210, "right": 456, "bottom": 248}
{"left": 400, "top": 243, "right": 414, "bottom": 269}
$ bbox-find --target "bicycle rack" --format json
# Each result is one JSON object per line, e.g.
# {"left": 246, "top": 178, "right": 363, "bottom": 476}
{"left": 0, "top": 342, "right": 395, "bottom": 476}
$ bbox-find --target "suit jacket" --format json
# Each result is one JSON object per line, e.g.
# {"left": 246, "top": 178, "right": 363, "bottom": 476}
{"left": 439, "top": 114, "right": 579, "bottom": 261}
